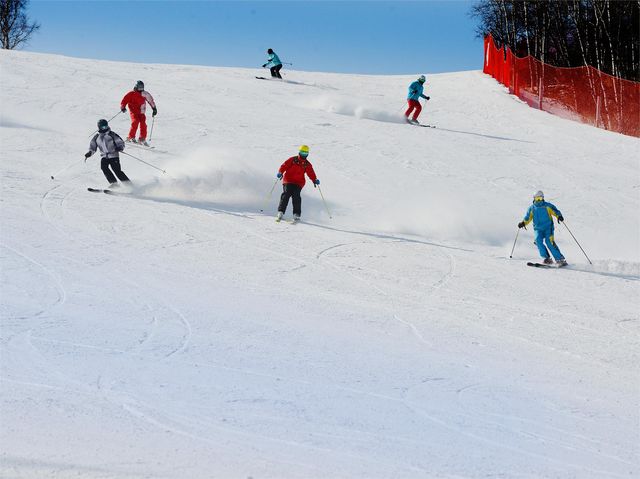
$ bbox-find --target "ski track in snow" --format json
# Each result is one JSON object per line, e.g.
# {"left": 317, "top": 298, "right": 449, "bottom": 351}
{"left": 40, "top": 175, "right": 196, "bottom": 362}
{"left": 0, "top": 242, "right": 67, "bottom": 320}
{"left": 194, "top": 205, "right": 458, "bottom": 351}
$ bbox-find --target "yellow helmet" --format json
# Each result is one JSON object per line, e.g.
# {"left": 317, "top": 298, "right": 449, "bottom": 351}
{"left": 299, "top": 145, "right": 310, "bottom": 155}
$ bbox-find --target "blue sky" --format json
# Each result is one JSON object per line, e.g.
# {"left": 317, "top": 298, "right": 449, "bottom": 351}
{"left": 26, "top": 0, "right": 481, "bottom": 75}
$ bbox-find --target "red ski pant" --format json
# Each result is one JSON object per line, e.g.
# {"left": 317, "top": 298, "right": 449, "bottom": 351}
{"left": 128, "top": 112, "right": 147, "bottom": 140}
{"left": 405, "top": 99, "right": 422, "bottom": 120}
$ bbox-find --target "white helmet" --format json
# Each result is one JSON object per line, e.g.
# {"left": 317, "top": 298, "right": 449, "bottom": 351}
{"left": 533, "top": 190, "right": 544, "bottom": 202}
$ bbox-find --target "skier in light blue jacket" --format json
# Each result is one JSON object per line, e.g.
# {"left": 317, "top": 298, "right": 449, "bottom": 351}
{"left": 518, "top": 190, "right": 567, "bottom": 265}
{"left": 405, "top": 75, "right": 430, "bottom": 124}
{"left": 263, "top": 48, "right": 283, "bottom": 79}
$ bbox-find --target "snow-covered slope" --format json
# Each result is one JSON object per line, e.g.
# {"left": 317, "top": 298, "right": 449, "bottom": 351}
{"left": 1, "top": 50, "right": 638, "bottom": 479}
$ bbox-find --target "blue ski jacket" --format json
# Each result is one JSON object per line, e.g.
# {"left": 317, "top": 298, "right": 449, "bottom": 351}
{"left": 265, "top": 52, "right": 282, "bottom": 68}
{"left": 522, "top": 201, "right": 562, "bottom": 231}
{"left": 407, "top": 81, "right": 427, "bottom": 101}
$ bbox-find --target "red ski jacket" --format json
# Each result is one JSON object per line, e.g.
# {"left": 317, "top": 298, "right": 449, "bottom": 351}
{"left": 120, "top": 90, "right": 156, "bottom": 115}
{"left": 279, "top": 155, "right": 317, "bottom": 188}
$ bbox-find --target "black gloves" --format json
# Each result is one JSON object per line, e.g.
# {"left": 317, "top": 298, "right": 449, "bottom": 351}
{"left": 121, "top": 107, "right": 126, "bottom": 113}
{"left": 152, "top": 107, "right": 158, "bottom": 117}
{"left": 518, "top": 221, "right": 526, "bottom": 229}
{"left": 557, "top": 215, "right": 564, "bottom": 222}
{"left": 262, "top": 63, "right": 267, "bottom": 68}
{"left": 84, "top": 151, "right": 92, "bottom": 162}
{"left": 426, "top": 96, "right": 430, "bottom": 100}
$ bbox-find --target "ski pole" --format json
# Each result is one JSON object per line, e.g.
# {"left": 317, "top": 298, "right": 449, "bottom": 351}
{"left": 50, "top": 158, "right": 82, "bottom": 180}
{"left": 317, "top": 185, "right": 332, "bottom": 219}
{"left": 88, "top": 110, "right": 122, "bottom": 138}
{"left": 562, "top": 221, "right": 592, "bottom": 264}
{"left": 121, "top": 151, "right": 166, "bottom": 174}
{"left": 259, "top": 178, "right": 279, "bottom": 212}
{"left": 281, "top": 62, "right": 293, "bottom": 66}
{"left": 149, "top": 116, "right": 155, "bottom": 141}
{"left": 509, "top": 226, "right": 523, "bottom": 258}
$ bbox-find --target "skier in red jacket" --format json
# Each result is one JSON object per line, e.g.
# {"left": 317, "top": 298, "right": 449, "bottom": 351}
{"left": 275, "top": 145, "right": 319, "bottom": 222}
{"left": 120, "top": 80, "right": 157, "bottom": 146}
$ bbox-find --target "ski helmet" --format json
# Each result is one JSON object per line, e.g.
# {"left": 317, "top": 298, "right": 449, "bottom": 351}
{"left": 533, "top": 190, "right": 544, "bottom": 202}
{"left": 267, "top": 48, "right": 274, "bottom": 54}
{"left": 135, "top": 80, "right": 144, "bottom": 91}
{"left": 418, "top": 75, "right": 426, "bottom": 83}
{"left": 299, "top": 145, "right": 310, "bottom": 157}
{"left": 97, "top": 119, "right": 109, "bottom": 132}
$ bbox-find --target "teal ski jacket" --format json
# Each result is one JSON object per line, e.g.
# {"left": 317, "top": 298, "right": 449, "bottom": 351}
{"left": 407, "top": 81, "right": 427, "bottom": 101}
{"left": 265, "top": 52, "right": 282, "bottom": 68}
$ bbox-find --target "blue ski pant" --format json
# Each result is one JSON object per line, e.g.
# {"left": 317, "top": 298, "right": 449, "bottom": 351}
{"left": 535, "top": 227, "right": 564, "bottom": 260}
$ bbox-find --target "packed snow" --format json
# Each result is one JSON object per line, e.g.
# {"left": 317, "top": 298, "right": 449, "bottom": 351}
{"left": 1, "top": 50, "right": 639, "bottom": 479}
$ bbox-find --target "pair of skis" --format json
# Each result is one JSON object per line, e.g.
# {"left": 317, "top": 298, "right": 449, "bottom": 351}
{"left": 88, "top": 188, "right": 124, "bottom": 195}
{"left": 526, "top": 261, "right": 568, "bottom": 269}
{"left": 275, "top": 216, "right": 300, "bottom": 225}
{"left": 126, "top": 141, "right": 155, "bottom": 150}
{"left": 409, "top": 122, "right": 436, "bottom": 128}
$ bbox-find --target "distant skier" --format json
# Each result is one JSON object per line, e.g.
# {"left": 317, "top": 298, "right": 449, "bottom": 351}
{"left": 275, "top": 145, "right": 319, "bottom": 222}
{"left": 85, "top": 119, "right": 130, "bottom": 186}
{"left": 262, "top": 48, "right": 283, "bottom": 79}
{"left": 405, "top": 75, "right": 430, "bottom": 124}
{"left": 120, "top": 80, "right": 157, "bottom": 146}
{"left": 518, "top": 190, "right": 567, "bottom": 266}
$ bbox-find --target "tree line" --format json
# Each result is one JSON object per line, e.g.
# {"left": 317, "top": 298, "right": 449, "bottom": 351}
{"left": 470, "top": 0, "right": 640, "bottom": 82}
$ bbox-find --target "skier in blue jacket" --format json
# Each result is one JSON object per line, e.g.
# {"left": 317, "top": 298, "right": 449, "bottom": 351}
{"left": 405, "top": 75, "right": 430, "bottom": 124}
{"left": 518, "top": 190, "right": 567, "bottom": 265}
{"left": 263, "top": 48, "right": 283, "bottom": 79}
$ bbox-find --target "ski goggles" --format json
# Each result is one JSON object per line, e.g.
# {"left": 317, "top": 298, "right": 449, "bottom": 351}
{"left": 534, "top": 196, "right": 544, "bottom": 203}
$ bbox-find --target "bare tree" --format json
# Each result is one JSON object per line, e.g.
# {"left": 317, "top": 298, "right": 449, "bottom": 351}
{"left": 470, "top": 0, "right": 640, "bottom": 81}
{"left": 0, "top": 0, "right": 40, "bottom": 50}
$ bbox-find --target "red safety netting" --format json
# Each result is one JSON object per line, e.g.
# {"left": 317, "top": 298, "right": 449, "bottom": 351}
{"left": 483, "top": 35, "right": 640, "bottom": 138}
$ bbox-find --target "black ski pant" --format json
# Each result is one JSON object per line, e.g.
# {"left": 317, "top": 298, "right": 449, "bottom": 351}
{"left": 101, "top": 156, "right": 130, "bottom": 184}
{"left": 270, "top": 64, "right": 283, "bottom": 79}
{"left": 278, "top": 183, "right": 302, "bottom": 216}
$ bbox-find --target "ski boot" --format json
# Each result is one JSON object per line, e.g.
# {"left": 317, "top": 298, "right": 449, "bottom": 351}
{"left": 138, "top": 139, "right": 150, "bottom": 147}
{"left": 126, "top": 137, "right": 137, "bottom": 143}
{"left": 275, "top": 212, "right": 283, "bottom": 222}
{"left": 292, "top": 214, "right": 301, "bottom": 223}
{"left": 556, "top": 258, "right": 568, "bottom": 267}
{"left": 543, "top": 257, "right": 554, "bottom": 265}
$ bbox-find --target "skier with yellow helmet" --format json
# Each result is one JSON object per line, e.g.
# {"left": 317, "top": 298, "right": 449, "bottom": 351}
{"left": 275, "top": 145, "right": 319, "bottom": 222}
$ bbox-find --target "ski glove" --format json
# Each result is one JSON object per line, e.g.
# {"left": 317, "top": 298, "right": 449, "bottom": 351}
{"left": 277, "top": 172, "right": 283, "bottom": 179}
{"left": 313, "top": 179, "right": 320, "bottom": 187}
{"left": 84, "top": 151, "right": 92, "bottom": 162}
{"left": 152, "top": 107, "right": 158, "bottom": 117}
{"left": 518, "top": 221, "right": 526, "bottom": 229}
{"left": 120, "top": 107, "right": 126, "bottom": 113}
{"left": 425, "top": 96, "right": 431, "bottom": 100}
{"left": 262, "top": 63, "right": 267, "bottom": 68}
{"left": 557, "top": 215, "right": 564, "bottom": 222}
